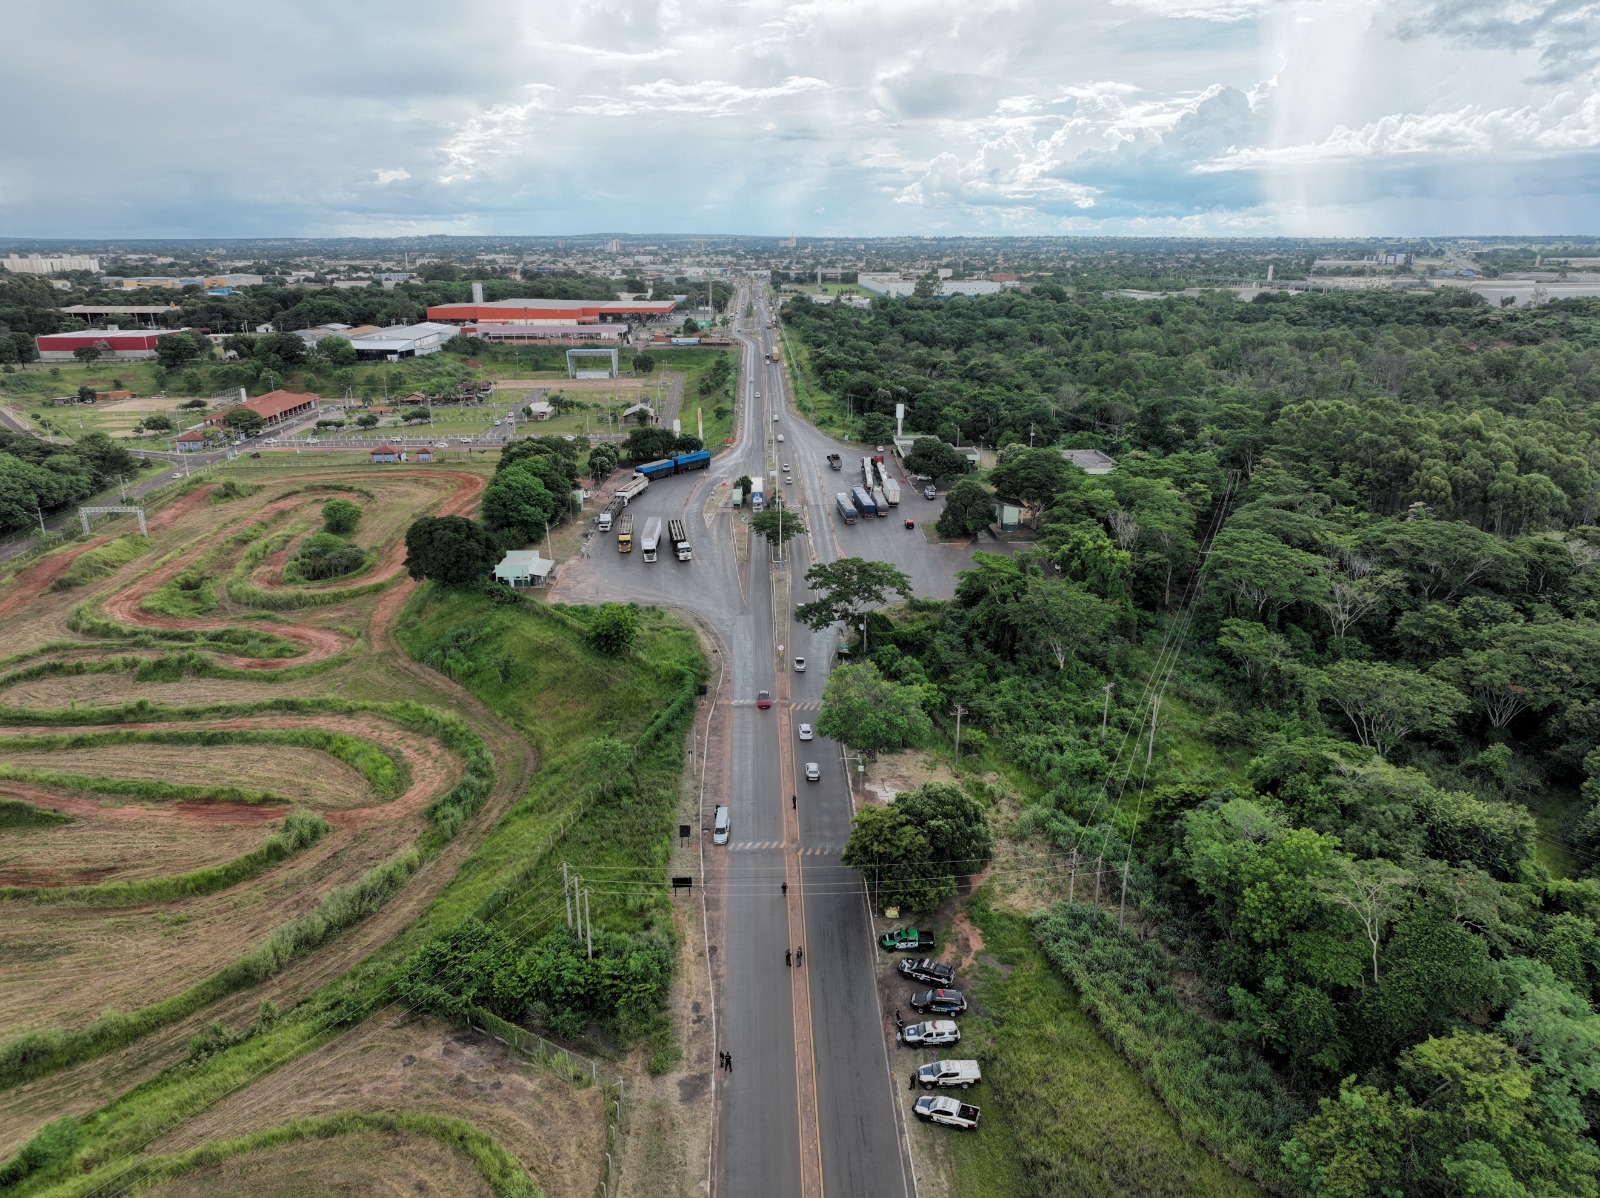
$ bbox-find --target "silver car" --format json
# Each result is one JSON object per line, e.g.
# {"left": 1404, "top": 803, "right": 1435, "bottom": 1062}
{"left": 712, "top": 806, "right": 730, "bottom": 845}
{"left": 797, "top": 723, "right": 814, "bottom": 741}
{"left": 805, "top": 762, "right": 820, "bottom": 782}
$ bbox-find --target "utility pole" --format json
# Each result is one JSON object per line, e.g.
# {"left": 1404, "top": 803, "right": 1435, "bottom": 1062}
{"left": 35, "top": 506, "right": 45, "bottom": 535}
{"left": 952, "top": 704, "right": 968, "bottom": 765}
{"left": 563, "top": 862, "right": 572, "bottom": 928}
{"left": 583, "top": 888, "right": 593, "bottom": 959}
{"left": 1119, "top": 858, "right": 1131, "bottom": 930}
{"left": 1101, "top": 684, "right": 1114, "bottom": 739}
{"left": 1146, "top": 695, "right": 1160, "bottom": 769}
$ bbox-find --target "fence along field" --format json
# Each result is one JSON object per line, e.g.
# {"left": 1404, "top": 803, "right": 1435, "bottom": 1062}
{"left": 0, "top": 463, "right": 532, "bottom": 1172}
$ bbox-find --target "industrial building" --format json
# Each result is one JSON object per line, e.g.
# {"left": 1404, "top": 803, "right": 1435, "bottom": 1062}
{"left": 204, "top": 389, "right": 319, "bottom": 428}
{"left": 35, "top": 328, "right": 187, "bottom": 361}
{"left": 857, "top": 272, "right": 918, "bottom": 298}
{"left": 426, "top": 298, "right": 678, "bottom": 326}
{"left": 471, "top": 324, "right": 628, "bottom": 345}
{"left": 347, "top": 322, "right": 456, "bottom": 360}
{"left": 58, "top": 304, "right": 177, "bottom": 327}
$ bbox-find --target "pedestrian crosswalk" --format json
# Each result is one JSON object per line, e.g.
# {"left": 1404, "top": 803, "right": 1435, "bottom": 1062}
{"left": 728, "top": 842, "right": 842, "bottom": 856}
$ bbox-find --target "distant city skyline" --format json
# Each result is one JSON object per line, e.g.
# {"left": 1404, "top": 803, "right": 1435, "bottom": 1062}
{"left": 3, "top": 0, "right": 1597, "bottom": 238}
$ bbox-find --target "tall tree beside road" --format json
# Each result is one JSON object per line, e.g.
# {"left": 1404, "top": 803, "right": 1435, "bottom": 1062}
{"left": 403, "top": 515, "right": 498, "bottom": 588}
{"left": 895, "top": 782, "right": 993, "bottom": 875}
{"left": 751, "top": 508, "right": 806, "bottom": 549}
{"left": 624, "top": 425, "right": 678, "bottom": 463}
{"left": 482, "top": 465, "right": 559, "bottom": 546}
{"left": 817, "top": 662, "right": 932, "bottom": 757}
{"left": 904, "top": 437, "right": 970, "bottom": 481}
{"left": 840, "top": 804, "right": 955, "bottom": 913}
{"left": 795, "top": 557, "right": 913, "bottom": 631}
{"left": 935, "top": 479, "right": 996, "bottom": 537}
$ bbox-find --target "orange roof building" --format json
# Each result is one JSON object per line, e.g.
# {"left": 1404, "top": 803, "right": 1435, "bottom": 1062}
{"left": 205, "top": 389, "right": 320, "bottom": 428}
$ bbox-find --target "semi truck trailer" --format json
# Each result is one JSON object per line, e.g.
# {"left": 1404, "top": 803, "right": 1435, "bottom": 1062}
{"left": 617, "top": 513, "right": 633, "bottom": 553}
{"left": 835, "top": 493, "right": 858, "bottom": 524}
{"left": 640, "top": 516, "right": 662, "bottom": 563}
{"left": 667, "top": 518, "right": 692, "bottom": 561}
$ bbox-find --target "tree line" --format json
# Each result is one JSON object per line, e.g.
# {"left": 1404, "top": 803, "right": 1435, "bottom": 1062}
{"left": 791, "top": 285, "right": 1600, "bottom": 1196}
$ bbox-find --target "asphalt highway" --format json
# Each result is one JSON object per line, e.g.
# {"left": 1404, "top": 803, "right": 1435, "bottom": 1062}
{"left": 554, "top": 284, "right": 980, "bottom": 1197}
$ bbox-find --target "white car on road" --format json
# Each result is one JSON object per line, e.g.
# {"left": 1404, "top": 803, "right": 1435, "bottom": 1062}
{"left": 804, "top": 762, "right": 820, "bottom": 782}
{"left": 797, "top": 723, "right": 814, "bottom": 741}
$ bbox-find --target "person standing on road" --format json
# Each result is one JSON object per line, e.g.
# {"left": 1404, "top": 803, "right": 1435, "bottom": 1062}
{"left": 795, "top": 945, "right": 803, "bottom": 967}
{"left": 785, "top": 948, "right": 792, "bottom": 967}
{"left": 725, "top": 1053, "right": 732, "bottom": 1073}
{"left": 791, "top": 794, "right": 797, "bottom": 810}
{"left": 781, "top": 881, "right": 788, "bottom": 896}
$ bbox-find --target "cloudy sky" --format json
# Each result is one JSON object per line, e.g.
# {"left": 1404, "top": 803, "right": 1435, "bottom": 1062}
{"left": 4, "top": 0, "right": 1598, "bottom": 238}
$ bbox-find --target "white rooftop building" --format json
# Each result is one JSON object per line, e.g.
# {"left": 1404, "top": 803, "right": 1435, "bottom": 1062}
{"left": 1061, "top": 449, "right": 1116, "bottom": 475}
{"left": 348, "top": 322, "right": 456, "bottom": 360}
{"left": 493, "top": 550, "right": 555, "bottom": 588}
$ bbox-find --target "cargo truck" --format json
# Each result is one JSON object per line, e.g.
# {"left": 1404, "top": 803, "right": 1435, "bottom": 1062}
{"left": 673, "top": 450, "right": 711, "bottom": 473}
{"left": 615, "top": 476, "right": 649, "bottom": 506}
{"left": 850, "top": 486, "right": 878, "bottom": 518}
{"left": 872, "top": 485, "right": 889, "bottom": 514}
{"left": 826, "top": 453, "right": 842, "bottom": 470}
{"left": 750, "top": 476, "right": 767, "bottom": 512}
{"left": 667, "top": 518, "right": 692, "bottom": 561}
{"left": 882, "top": 477, "right": 901, "bottom": 506}
{"left": 636, "top": 458, "right": 676, "bottom": 480}
{"left": 861, "top": 457, "right": 875, "bottom": 487}
{"left": 596, "top": 511, "right": 613, "bottom": 532}
{"left": 640, "top": 516, "right": 662, "bottom": 563}
{"left": 835, "top": 493, "right": 858, "bottom": 524}
{"left": 617, "top": 513, "right": 634, "bottom": 553}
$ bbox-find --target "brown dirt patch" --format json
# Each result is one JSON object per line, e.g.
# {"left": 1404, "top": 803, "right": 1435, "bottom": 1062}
{"left": 0, "top": 744, "right": 371, "bottom": 809}
{"left": 140, "top": 1130, "right": 496, "bottom": 1198}
{"left": 153, "top": 1009, "right": 604, "bottom": 1198}
{"left": 0, "top": 540, "right": 109, "bottom": 622}
{"left": 0, "top": 672, "right": 318, "bottom": 710}
{"left": 0, "top": 788, "right": 270, "bottom": 887}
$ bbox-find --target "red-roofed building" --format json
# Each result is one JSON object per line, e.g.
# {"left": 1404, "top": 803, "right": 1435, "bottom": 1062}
{"left": 370, "top": 445, "right": 407, "bottom": 463}
{"left": 205, "top": 389, "right": 319, "bottom": 429}
{"left": 35, "top": 328, "right": 187, "bottom": 361}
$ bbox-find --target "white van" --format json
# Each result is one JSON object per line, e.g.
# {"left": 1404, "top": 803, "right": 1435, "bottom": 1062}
{"left": 712, "top": 806, "right": 730, "bottom": 844}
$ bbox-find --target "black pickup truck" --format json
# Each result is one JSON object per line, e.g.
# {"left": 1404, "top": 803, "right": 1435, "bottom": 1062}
{"left": 897, "top": 958, "right": 956, "bottom": 987}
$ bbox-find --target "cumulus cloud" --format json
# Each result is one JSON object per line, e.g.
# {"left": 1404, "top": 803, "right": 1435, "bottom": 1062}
{"left": 0, "top": 0, "right": 1594, "bottom": 236}
{"left": 1395, "top": 0, "right": 1600, "bottom": 81}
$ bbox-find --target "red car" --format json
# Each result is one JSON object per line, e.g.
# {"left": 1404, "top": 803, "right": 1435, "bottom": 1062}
{"left": 756, "top": 690, "right": 772, "bottom": 709}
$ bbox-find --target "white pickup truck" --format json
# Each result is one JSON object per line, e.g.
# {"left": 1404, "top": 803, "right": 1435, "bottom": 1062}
{"left": 913, "top": 1094, "right": 981, "bottom": 1131}
{"left": 917, "top": 1059, "right": 981, "bottom": 1090}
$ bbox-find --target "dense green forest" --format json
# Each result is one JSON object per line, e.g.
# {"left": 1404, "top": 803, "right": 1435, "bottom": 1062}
{"left": 796, "top": 288, "right": 1600, "bottom": 1196}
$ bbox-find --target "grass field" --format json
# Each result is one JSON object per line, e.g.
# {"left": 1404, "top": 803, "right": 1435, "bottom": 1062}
{"left": 929, "top": 892, "right": 1264, "bottom": 1198}
{"left": 0, "top": 445, "right": 702, "bottom": 1198}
